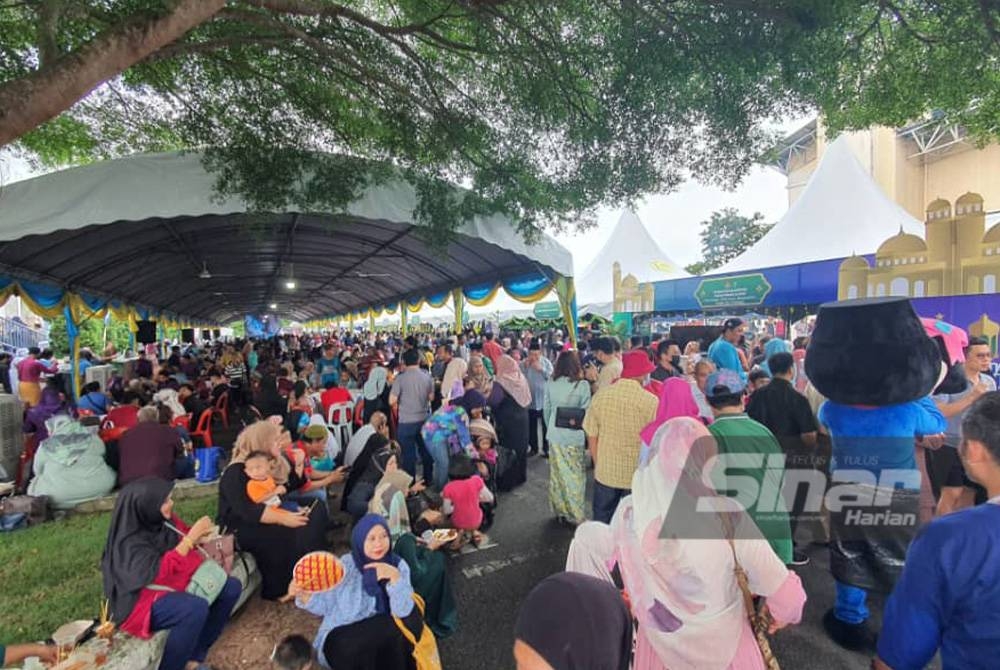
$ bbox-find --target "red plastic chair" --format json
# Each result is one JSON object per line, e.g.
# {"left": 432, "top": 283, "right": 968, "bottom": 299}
{"left": 213, "top": 391, "right": 229, "bottom": 428}
{"left": 171, "top": 414, "right": 191, "bottom": 430}
{"left": 189, "top": 408, "right": 214, "bottom": 449}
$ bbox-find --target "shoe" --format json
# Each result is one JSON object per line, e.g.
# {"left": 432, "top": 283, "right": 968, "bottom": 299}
{"left": 527, "top": 449, "right": 538, "bottom": 457}
{"left": 822, "top": 609, "right": 877, "bottom": 653}
{"left": 788, "top": 550, "right": 810, "bottom": 566}
{"left": 541, "top": 452, "right": 549, "bottom": 459}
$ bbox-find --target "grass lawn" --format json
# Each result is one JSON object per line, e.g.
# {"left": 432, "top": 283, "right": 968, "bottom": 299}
{"left": 0, "top": 495, "right": 218, "bottom": 643}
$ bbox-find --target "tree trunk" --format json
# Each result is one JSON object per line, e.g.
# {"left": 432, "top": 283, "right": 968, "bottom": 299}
{"left": 0, "top": 0, "right": 227, "bottom": 148}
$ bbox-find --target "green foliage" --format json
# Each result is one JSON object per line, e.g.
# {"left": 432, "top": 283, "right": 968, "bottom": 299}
{"left": 685, "top": 208, "right": 773, "bottom": 275}
{"left": 47, "top": 315, "right": 133, "bottom": 358}
{"left": 0, "top": 496, "right": 217, "bottom": 642}
{"left": 4, "top": 2, "right": 1000, "bottom": 245}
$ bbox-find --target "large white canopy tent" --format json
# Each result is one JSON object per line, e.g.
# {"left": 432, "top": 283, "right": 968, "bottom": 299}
{"left": 711, "top": 136, "right": 924, "bottom": 275}
{"left": 576, "top": 209, "right": 689, "bottom": 304}
{"left": 0, "top": 151, "right": 575, "bottom": 327}
{"left": 0, "top": 151, "right": 579, "bottom": 396}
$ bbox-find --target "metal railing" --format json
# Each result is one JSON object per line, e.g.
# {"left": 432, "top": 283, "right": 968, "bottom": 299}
{"left": 0, "top": 315, "right": 48, "bottom": 353}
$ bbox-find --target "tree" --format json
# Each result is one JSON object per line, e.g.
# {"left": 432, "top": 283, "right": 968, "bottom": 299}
{"left": 47, "top": 314, "right": 134, "bottom": 358}
{"left": 684, "top": 208, "right": 773, "bottom": 275}
{"left": 2, "top": 3, "right": 999, "bottom": 246}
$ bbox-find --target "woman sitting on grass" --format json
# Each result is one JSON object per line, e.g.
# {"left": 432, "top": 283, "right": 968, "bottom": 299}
{"left": 102, "top": 478, "right": 242, "bottom": 670}
{"left": 290, "top": 514, "right": 418, "bottom": 670}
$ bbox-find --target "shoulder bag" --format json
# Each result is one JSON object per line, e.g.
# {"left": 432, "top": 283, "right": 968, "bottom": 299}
{"left": 719, "top": 512, "right": 780, "bottom": 670}
{"left": 554, "top": 381, "right": 586, "bottom": 430}
{"left": 148, "top": 522, "right": 230, "bottom": 605}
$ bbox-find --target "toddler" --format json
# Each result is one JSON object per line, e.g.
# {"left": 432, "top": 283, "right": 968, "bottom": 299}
{"left": 245, "top": 452, "right": 298, "bottom": 512}
{"left": 272, "top": 634, "right": 315, "bottom": 670}
{"left": 442, "top": 454, "right": 494, "bottom": 545}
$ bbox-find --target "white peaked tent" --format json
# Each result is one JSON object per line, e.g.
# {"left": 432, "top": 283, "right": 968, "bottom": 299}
{"left": 711, "top": 136, "right": 924, "bottom": 275}
{"left": 576, "top": 209, "right": 689, "bottom": 303}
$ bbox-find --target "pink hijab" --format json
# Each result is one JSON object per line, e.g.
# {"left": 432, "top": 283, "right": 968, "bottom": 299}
{"left": 494, "top": 354, "right": 532, "bottom": 408}
{"left": 640, "top": 377, "right": 701, "bottom": 446}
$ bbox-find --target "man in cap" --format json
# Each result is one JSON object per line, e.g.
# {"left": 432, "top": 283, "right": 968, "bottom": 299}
{"left": 284, "top": 423, "right": 348, "bottom": 504}
{"left": 707, "top": 369, "right": 794, "bottom": 565}
{"left": 582, "top": 350, "right": 658, "bottom": 523}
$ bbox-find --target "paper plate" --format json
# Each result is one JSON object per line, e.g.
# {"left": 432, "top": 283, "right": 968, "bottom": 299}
{"left": 293, "top": 552, "right": 344, "bottom": 593}
{"left": 431, "top": 528, "right": 459, "bottom": 543}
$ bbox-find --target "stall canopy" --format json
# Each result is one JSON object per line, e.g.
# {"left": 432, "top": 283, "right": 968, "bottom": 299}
{"left": 576, "top": 209, "right": 688, "bottom": 303}
{"left": 0, "top": 151, "right": 577, "bottom": 333}
{"left": 711, "top": 136, "right": 924, "bottom": 275}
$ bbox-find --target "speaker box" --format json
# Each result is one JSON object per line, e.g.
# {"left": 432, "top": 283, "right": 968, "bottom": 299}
{"left": 202, "top": 330, "right": 211, "bottom": 341}
{"left": 136, "top": 320, "right": 157, "bottom": 344}
{"left": 181, "top": 328, "right": 195, "bottom": 344}
{"left": 212, "top": 329, "right": 221, "bottom": 340}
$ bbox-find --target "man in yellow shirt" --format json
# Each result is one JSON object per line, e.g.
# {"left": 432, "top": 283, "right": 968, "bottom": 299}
{"left": 583, "top": 350, "right": 658, "bottom": 523}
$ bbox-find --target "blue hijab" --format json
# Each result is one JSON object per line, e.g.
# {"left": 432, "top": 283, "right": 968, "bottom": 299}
{"left": 351, "top": 513, "right": 401, "bottom": 614}
{"left": 760, "top": 338, "right": 793, "bottom": 378}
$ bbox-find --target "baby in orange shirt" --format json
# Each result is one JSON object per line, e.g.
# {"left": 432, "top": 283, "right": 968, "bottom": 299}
{"left": 245, "top": 452, "right": 297, "bottom": 512}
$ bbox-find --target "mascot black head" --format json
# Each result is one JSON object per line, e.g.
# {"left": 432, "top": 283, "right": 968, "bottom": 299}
{"left": 805, "top": 297, "right": 941, "bottom": 406}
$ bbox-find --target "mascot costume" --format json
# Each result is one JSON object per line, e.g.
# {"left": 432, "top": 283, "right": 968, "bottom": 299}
{"left": 806, "top": 297, "right": 948, "bottom": 651}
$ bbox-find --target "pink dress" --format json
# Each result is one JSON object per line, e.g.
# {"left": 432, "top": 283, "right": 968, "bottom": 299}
{"left": 442, "top": 475, "right": 485, "bottom": 530}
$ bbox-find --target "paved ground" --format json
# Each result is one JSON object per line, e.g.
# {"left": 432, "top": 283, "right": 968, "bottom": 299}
{"left": 210, "top": 455, "right": 936, "bottom": 669}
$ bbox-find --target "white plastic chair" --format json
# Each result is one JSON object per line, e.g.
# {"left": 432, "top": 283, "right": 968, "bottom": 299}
{"left": 326, "top": 401, "right": 354, "bottom": 457}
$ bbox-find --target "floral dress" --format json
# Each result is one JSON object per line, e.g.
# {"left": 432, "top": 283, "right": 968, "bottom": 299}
{"left": 420, "top": 406, "right": 474, "bottom": 490}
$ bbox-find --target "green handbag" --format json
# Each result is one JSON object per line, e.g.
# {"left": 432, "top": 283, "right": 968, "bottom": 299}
{"left": 148, "top": 523, "right": 228, "bottom": 605}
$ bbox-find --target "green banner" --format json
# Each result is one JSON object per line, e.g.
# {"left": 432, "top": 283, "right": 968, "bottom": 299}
{"left": 533, "top": 301, "right": 562, "bottom": 319}
{"left": 694, "top": 273, "right": 772, "bottom": 308}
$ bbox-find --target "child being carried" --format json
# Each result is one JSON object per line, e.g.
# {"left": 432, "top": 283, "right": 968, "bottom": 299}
{"left": 245, "top": 451, "right": 300, "bottom": 513}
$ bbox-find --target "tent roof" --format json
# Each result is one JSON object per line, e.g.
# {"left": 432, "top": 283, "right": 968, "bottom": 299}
{"left": 710, "top": 136, "right": 924, "bottom": 275}
{"left": 0, "top": 152, "right": 573, "bottom": 323}
{"left": 576, "top": 209, "right": 689, "bottom": 303}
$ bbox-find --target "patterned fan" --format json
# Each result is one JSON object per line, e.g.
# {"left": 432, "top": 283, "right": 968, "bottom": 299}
{"left": 293, "top": 552, "right": 344, "bottom": 593}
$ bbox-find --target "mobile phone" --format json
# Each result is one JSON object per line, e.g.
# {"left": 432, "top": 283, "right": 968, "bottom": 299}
{"left": 306, "top": 499, "right": 320, "bottom": 515}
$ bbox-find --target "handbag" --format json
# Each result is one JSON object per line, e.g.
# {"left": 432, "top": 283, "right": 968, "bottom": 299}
{"left": 719, "top": 513, "right": 781, "bottom": 670}
{"left": 554, "top": 407, "right": 586, "bottom": 430}
{"left": 554, "top": 382, "right": 587, "bottom": 430}
{"left": 0, "top": 494, "right": 49, "bottom": 526}
{"left": 147, "top": 522, "right": 231, "bottom": 605}
{"left": 393, "top": 593, "right": 442, "bottom": 670}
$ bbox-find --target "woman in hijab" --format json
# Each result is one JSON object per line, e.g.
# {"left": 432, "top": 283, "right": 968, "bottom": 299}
{"left": 488, "top": 355, "right": 532, "bottom": 491}
{"left": 344, "top": 433, "right": 397, "bottom": 519}
{"left": 758, "top": 338, "right": 793, "bottom": 379}
{"left": 375, "top": 472, "right": 457, "bottom": 639}
{"left": 466, "top": 354, "right": 493, "bottom": 397}
{"left": 23, "top": 384, "right": 70, "bottom": 443}
{"left": 218, "top": 421, "right": 326, "bottom": 599}
{"left": 638, "top": 377, "right": 706, "bottom": 466}
{"left": 421, "top": 381, "right": 475, "bottom": 490}
{"left": 362, "top": 366, "right": 391, "bottom": 424}
{"left": 440, "top": 358, "right": 468, "bottom": 406}
{"left": 28, "top": 415, "right": 116, "bottom": 509}
{"left": 291, "top": 514, "right": 416, "bottom": 670}
{"left": 102, "top": 478, "right": 242, "bottom": 670}
{"left": 513, "top": 572, "right": 632, "bottom": 670}
{"left": 568, "top": 417, "right": 806, "bottom": 670}
{"left": 254, "top": 373, "right": 287, "bottom": 420}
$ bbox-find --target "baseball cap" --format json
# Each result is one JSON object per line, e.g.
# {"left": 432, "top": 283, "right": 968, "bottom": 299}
{"left": 302, "top": 424, "right": 329, "bottom": 441}
{"left": 705, "top": 369, "right": 746, "bottom": 398}
{"left": 722, "top": 318, "right": 744, "bottom": 331}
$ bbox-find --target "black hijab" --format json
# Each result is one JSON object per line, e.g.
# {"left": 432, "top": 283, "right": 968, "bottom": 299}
{"left": 256, "top": 374, "right": 286, "bottom": 417}
{"left": 515, "top": 572, "right": 633, "bottom": 670}
{"left": 101, "top": 478, "right": 178, "bottom": 621}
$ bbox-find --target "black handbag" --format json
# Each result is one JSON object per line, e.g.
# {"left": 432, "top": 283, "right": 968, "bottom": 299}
{"left": 555, "top": 407, "right": 586, "bottom": 430}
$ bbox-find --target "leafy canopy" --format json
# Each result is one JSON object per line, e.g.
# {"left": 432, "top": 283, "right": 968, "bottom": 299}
{"left": 2, "top": 1, "right": 1000, "bottom": 244}
{"left": 684, "top": 208, "right": 772, "bottom": 275}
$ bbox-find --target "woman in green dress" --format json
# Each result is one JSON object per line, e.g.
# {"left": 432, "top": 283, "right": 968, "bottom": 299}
{"left": 370, "top": 453, "right": 459, "bottom": 639}
{"left": 543, "top": 350, "right": 592, "bottom": 525}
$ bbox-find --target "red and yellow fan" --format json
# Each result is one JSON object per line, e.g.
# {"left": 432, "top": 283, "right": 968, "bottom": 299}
{"left": 293, "top": 552, "right": 344, "bottom": 593}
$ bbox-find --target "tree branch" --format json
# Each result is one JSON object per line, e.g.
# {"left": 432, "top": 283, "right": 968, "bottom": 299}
{"left": 36, "top": 0, "right": 61, "bottom": 68}
{"left": 0, "top": 0, "right": 227, "bottom": 148}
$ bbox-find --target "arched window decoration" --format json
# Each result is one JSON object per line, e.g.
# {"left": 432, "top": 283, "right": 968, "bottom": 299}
{"left": 890, "top": 277, "right": 909, "bottom": 297}
{"left": 913, "top": 280, "right": 925, "bottom": 297}
{"left": 985, "top": 275, "right": 997, "bottom": 294}
{"left": 867, "top": 284, "right": 874, "bottom": 297}
{"left": 847, "top": 284, "right": 859, "bottom": 299}
{"left": 876, "top": 283, "right": 887, "bottom": 297}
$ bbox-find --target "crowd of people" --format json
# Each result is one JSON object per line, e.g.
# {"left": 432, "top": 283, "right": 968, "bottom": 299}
{"left": 4, "top": 304, "right": 1000, "bottom": 669}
